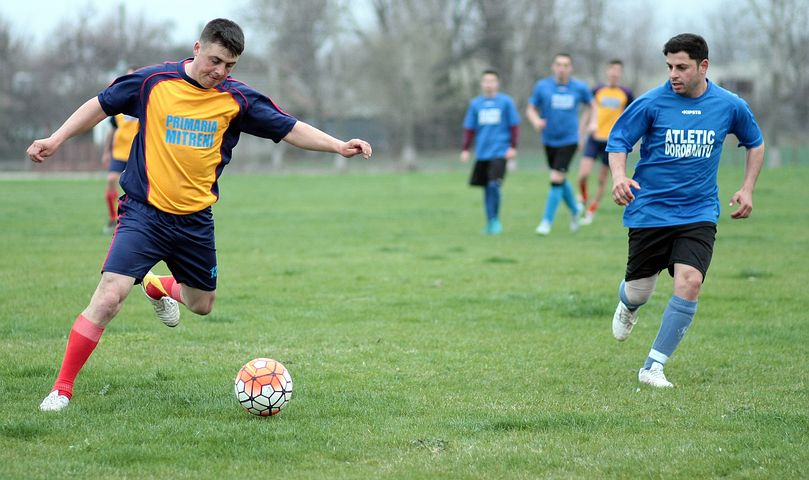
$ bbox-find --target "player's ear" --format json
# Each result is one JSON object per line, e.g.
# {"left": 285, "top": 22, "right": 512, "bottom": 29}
{"left": 192, "top": 41, "right": 201, "bottom": 58}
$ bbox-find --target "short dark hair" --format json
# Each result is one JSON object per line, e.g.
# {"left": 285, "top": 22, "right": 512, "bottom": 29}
{"left": 663, "top": 33, "right": 708, "bottom": 63}
{"left": 553, "top": 53, "right": 573, "bottom": 63}
{"left": 482, "top": 69, "right": 499, "bottom": 78}
{"left": 608, "top": 59, "right": 623, "bottom": 67}
{"left": 200, "top": 18, "right": 245, "bottom": 56}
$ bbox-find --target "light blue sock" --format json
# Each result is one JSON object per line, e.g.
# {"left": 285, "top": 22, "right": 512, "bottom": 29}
{"left": 485, "top": 181, "right": 500, "bottom": 221}
{"left": 561, "top": 179, "right": 579, "bottom": 213}
{"left": 542, "top": 183, "right": 564, "bottom": 223}
{"left": 644, "top": 295, "right": 698, "bottom": 369}
{"left": 619, "top": 280, "right": 644, "bottom": 311}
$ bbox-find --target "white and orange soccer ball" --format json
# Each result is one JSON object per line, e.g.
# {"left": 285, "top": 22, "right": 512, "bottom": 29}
{"left": 234, "top": 358, "right": 293, "bottom": 416}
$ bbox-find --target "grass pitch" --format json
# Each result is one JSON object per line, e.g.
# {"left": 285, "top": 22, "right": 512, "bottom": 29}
{"left": 0, "top": 164, "right": 807, "bottom": 479}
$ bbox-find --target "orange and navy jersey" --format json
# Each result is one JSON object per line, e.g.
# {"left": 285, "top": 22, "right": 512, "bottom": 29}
{"left": 592, "top": 84, "right": 634, "bottom": 141}
{"left": 98, "top": 59, "right": 297, "bottom": 215}
{"left": 109, "top": 113, "right": 139, "bottom": 162}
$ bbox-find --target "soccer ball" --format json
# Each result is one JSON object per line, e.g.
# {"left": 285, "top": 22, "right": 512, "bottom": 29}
{"left": 234, "top": 358, "right": 293, "bottom": 416}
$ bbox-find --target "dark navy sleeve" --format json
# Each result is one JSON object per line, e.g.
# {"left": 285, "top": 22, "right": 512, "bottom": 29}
{"left": 234, "top": 83, "right": 297, "bottom": 143}
{"left": 97, "top": 70, "right": 148, "bottom": 118}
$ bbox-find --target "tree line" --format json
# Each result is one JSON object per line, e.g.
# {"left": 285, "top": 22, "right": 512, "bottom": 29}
{"left": 0, "top": 0, "right": 805, "bottom": 168}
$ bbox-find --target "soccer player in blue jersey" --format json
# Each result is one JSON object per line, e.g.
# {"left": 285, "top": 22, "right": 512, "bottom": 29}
{"left": 28, "top": 18, "right": 373, "bottom": 412}
{"left": 461, "top": 69, "right": 520, "bottom": 234}
{"left": 527, "top": 53, "right": 597, "bottom": 235}
{"left": 607, "top": 33, "right": 765, "bottom": 388}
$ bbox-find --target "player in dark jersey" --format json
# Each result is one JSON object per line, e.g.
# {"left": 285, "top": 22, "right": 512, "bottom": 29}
{"left": 606, "top": 33, "right": 765, "bottom": 388}
{"left": 29, "top": 19, "right": 372, "bottom": 412}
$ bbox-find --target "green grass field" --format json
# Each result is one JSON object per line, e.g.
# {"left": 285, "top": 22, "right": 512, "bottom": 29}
{"left": 1, "top": 166, "right": 807, "bottom": 479}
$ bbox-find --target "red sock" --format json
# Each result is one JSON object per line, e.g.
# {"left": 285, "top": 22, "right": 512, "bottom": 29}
{"left": 52, "top": 315, "right": 105, "bottom": 399}
{"left": 579, "top": 179, "right": 589, "bottom": 204}
{"left": 105, "top": 190, "right": 118, "bottom": 222}
{"left": 145, "top": 276, "right": 183, "bottom": 304}
{"left": 588, "top": 201, "right": 599, "bottom": 214}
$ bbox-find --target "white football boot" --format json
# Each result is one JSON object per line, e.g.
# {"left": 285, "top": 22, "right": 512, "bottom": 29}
{"left": 638, "top": 362, "right": 674, "bottom": 388}
{"left": 142, "top": 271, "right": 180, "bottom": 327}
{"left": 40, "top": 390, "right": 70, "bottom": 412}
{"left": 612, "top": 301, "right": 639, "bottom": 341}
{"left": 535, "top": 221, "right": 552, "bottom": 236}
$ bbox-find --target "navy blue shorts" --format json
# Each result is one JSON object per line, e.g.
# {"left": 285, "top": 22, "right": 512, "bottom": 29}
{"left": 103, "top": 196, "right": 218, "bottom": 291}
{"left": 583, "top": 138, "right": 609, "bottom": 165}
{"left": 108, "top": 159, "right": 127, "bottom": 174}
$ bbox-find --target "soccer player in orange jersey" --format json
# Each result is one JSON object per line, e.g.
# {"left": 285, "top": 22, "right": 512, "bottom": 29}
{"left": 28, "top": 19, "right": 372, "bottom": 412}
{"left": 577, "top": 60, "right": 634, "bottom": 225}
{"left": 100, "top": 68, "right": 139, "bottom": 234}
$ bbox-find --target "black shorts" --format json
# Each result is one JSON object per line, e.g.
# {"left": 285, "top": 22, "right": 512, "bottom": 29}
{"left": 583, "top": 138, "right": 609, "bottom": 166}
{"left": 544, "top": 144, "right": 578, "bottom": 172}
{"left": 625, "top": 222, "right": 716, "bottom": 281}
{"left": 469, "top": 158, "right": 507, "bottom": 186}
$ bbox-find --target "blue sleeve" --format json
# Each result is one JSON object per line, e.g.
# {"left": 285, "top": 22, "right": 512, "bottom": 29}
{"left": 606, "top": 96, "right": 652, "bottom": 152}
{"left": 507, "top": 97, "right": 520, "bottom": 126}
{"left": 529, "top": 82, "right": 542, "bottom": 109}
{"left": 731, "top": 99, "right": 764, "bottom": 148}
{"left": 97, "top": 71, "right": 146, "bottom": 117}
{"left": 463, "top": 101, "right": 476, "bottom": 130}
{"left": 236, "top": 85, "right": 298, "bottom": 143}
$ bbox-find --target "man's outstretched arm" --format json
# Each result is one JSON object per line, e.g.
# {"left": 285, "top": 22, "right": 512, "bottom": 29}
{"left": 27, "top": 97, "right": 108, "bottom": 163}
{"left": 283, "top": 121, "right": 372, "bottom": 159}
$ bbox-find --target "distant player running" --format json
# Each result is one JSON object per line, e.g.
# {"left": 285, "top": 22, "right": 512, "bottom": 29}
{"left": 29, "top": 18, "right": 372, "bottom": 412}
{"left": 607, "top": 33, "right": 764, "bottom": 388}
{"left": 527, "top": 53, "right": 597, "bottom": 236}
{"left": 101, "top": 69, "right": 139, "bottom": 234}
{"left": 577, "top": 60, "right": 633, "bottom": 225}
{"left": 461, "top": 69, "right": 520, "bottom": 234}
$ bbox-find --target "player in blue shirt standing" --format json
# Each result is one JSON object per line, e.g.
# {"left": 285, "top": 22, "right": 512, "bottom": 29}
{"left": 607, "top": 33, "right": 765, "bottom": 388}
{"left": 527, "top": 53, "right": 597, "bottom": 235}
{"left": 461, "top": 69, "right": 520, "bottom": 234}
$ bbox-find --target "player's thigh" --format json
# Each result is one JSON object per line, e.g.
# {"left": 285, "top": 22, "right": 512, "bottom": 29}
{"left": 578, "top": 156, "right": 596, "bottom": 177}
{"left": 668, "top": 222, "right": 716, "bottom": 281}
{"left": 164, "top": 211, "right": 218, "bottom": 292}
{"left": 625, "top": 227, "right": 674, "bottom": 281}
{"left": 103, "top": 199, "right": 173, "bottom": 280}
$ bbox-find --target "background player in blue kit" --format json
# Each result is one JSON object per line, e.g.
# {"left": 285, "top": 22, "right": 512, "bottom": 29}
{"left": 607, "top": 33, "right": 765, "bottom": 388}
{"left": 28, "top": 18, "right": 373, "bottom": 412}
{"left": 527, "top": 53, "right": 597, "bottom": 236}
{"left": 461, "top": 69, "right": 520, "bottom": 234}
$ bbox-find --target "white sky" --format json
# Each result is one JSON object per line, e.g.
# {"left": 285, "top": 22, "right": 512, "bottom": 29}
{"left": 5, "top": 0, "right": 713, "bottom": 48}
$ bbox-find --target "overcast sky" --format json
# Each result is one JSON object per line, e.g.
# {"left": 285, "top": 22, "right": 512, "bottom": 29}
{"left": 4, "top": 0, "right": 713, "bottom": 47}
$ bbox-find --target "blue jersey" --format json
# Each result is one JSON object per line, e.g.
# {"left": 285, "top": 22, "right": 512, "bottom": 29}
{"left": 463, "top": 93, "right": 520, "bottom": 160}
{"left": 607, "top": 79, "right": 763, "bottom": 228}
{"left": 529, "top": 76, "right": 592, "bottom": 147}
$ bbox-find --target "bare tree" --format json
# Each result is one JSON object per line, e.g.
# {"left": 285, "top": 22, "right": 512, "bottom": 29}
{"left": 745, "top": 0, "right": 808, "bottom": 166}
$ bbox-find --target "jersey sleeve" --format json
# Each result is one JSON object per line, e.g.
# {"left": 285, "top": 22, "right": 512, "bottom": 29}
{"left": 529, "top": 82, "right": 542, "bottom": 109}
{"left": 236, "top": 86, "right": 298, "bottom": 143}
{"left": 731, "top": 99, "right": 764, "bottom": 148}
{"left": 463, "top": 101, "right": 477, "bottom": 130}
{"left": 606, "top": 96, "right": 652, "bottom": 153}
{"left": 97, "top": 70, "right": 147, "bottom": 118}
{"left": 507, "top": 97, "right": 520, "bottom": 126}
